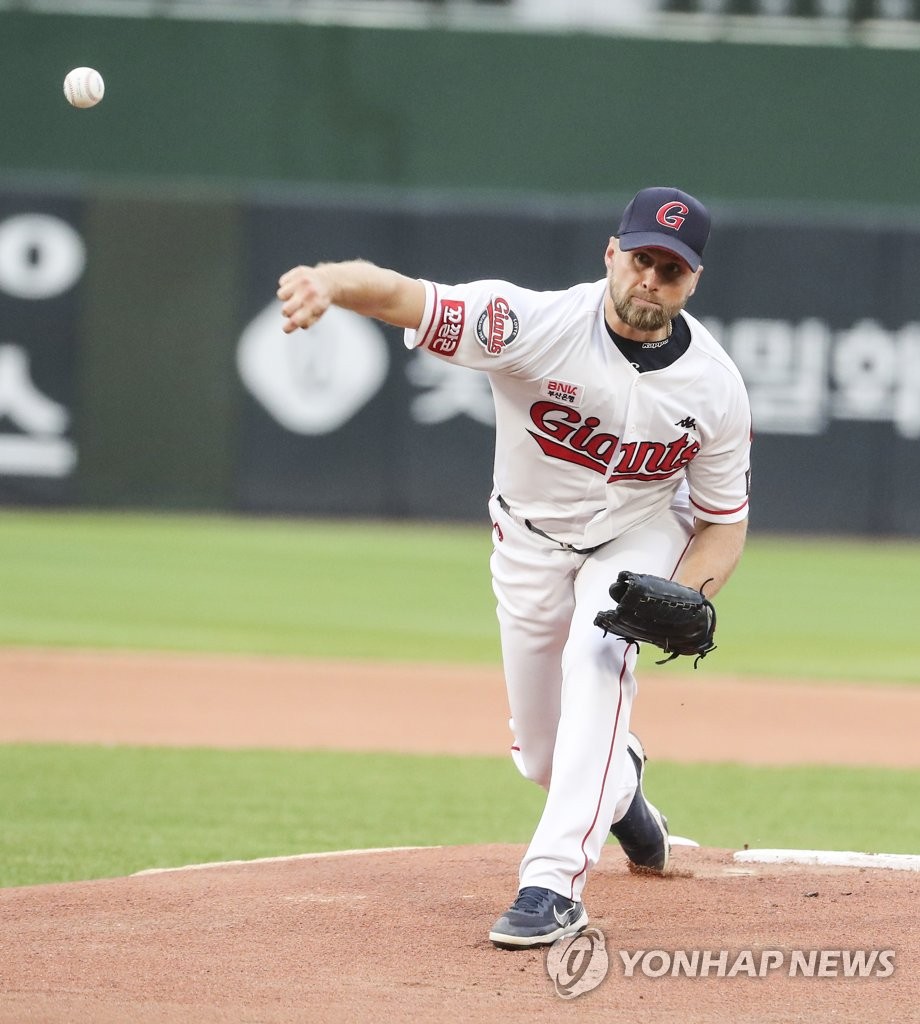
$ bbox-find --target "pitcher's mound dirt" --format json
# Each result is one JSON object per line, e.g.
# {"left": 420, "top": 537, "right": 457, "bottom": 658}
{"left": 1, "top": 648, "right": 918, "bottom": 1021}
{"left": 0, "top": 843, "right": 915, "bottom": 1024}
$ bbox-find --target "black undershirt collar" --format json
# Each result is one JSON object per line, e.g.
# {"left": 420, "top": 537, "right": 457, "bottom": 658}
{"left": 605, "top": 313, "right": 691, "bottom": 372}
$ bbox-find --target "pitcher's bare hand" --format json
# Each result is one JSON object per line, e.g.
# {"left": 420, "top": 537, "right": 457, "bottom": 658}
{"left": 277, "top": 265, "right": 333, "bottom": 333}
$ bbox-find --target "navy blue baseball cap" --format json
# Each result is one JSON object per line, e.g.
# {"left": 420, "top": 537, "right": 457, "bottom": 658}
{"left": 616, "top": 186, "right": 711, "bottom": 272}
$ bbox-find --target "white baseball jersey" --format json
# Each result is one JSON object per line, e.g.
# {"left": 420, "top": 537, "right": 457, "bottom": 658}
{"left": 404, "top": 277, "right": 751, "bottom": 549}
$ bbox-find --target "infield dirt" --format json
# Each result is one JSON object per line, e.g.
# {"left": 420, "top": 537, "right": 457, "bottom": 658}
{"left": 0, "top": 648, "right": 917, "bottom": 1023}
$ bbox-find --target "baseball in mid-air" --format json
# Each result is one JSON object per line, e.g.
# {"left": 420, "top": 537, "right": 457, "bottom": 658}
{"left": 63, "top": 67, "right": 105, "bottom": 109}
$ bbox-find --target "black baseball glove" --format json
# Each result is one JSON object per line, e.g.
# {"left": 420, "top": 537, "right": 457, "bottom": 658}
{"left": 593, "top": 570, "right": 717, "bottom": 667}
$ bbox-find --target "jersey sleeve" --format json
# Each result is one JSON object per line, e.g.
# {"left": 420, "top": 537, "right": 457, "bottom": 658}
{"left": 686, "top": 370, "right": 752, "bottom": 524}
{"left": 403, "top": 278, "right": 555, "bottom": 373}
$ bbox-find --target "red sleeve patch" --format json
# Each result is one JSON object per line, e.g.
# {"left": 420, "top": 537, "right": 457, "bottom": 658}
{"left": 427, "top": 299, "right": 465, "bottom": 357}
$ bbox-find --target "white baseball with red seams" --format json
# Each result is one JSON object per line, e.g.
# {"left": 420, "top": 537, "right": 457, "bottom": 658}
{"left": 405, "top": 277, "right": 751, "bottom": 901}
{"left": 63, "top": 67, "right": 105, "bottom": 109}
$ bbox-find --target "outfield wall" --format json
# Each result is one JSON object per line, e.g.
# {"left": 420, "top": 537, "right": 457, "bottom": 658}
{"left": 2, "top": 10, "right": 920, "bottom": 210}
{"left": 1, "top": 184, "right": 918, "bottom": 535}
{"left": 3, "top": 11, "right": 919, "bottom": 533}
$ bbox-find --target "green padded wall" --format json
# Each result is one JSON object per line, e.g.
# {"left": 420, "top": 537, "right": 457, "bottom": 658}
{"left": 0, "top": 10, "right": 915, "bottom": 210}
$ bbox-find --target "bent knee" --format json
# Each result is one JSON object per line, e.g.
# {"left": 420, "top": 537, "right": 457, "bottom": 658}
{"left": 511, "top": 744, "right": 552, "bottom": 789}
{"left": 564, "top": 629, "right": 638, "bottom": 681}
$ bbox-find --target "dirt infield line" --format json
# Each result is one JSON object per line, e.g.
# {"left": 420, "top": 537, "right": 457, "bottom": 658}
{"left": 1, "top": 647, "right": 918, "bottom": 766}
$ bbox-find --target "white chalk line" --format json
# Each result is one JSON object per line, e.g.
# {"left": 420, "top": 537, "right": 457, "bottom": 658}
{"left": 132, "top": 845, "right": 441, "bottom": 877}
{"left": 137, "top": 838, "right": 701, "bottom": 877}
{"left": 133, "top": 842, "right": 920, "bottom": 879}
{"left": 734, "top": 848, "right": 920, "bottom": 872}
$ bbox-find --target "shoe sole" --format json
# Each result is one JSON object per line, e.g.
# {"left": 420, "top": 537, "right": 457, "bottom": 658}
{"left": 628, "top": 807, "right": 669, "bottom": 875}
{"left": 489, "top": 908, "right": 589, "bottom": 950}
{"left": 614, "top": 735, "right": 670, "bottom": 873}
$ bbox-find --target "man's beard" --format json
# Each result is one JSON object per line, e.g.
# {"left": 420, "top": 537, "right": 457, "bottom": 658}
{"left": 612, "top": 292, "right": 672, "bottom": 332}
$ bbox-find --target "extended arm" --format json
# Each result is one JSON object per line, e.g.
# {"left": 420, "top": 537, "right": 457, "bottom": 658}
{"left": 674, "top": 518, "right": 748, "bottom": 596}
{"left": 277, "top": 259, "right": 427, "bottom": 334}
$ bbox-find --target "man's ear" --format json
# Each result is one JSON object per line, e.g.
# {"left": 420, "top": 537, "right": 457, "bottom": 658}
{"left": 604, "top": 236, "right": 618, "bottom": 268}
{"left": 688, "top": 265, "right": 703, "bottom": 298}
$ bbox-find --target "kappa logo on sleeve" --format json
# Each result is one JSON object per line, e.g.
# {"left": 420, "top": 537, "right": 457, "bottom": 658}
{"left": 476, "top": 296, "right": 519, "bottom": 355}
{"left": 427, "top": 299, "right": 465, "bottom": 357}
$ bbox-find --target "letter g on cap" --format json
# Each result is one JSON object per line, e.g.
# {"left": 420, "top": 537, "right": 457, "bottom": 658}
{"left": 656, "top": 202, "right": 689, "bottom": 230}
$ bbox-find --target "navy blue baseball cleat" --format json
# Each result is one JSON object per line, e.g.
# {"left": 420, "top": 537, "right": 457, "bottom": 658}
{"left": 489, "top": 886, "right": 589, "bottom": 949}
{"left": 610, "top": 733, "right": 670, "bottom": 873}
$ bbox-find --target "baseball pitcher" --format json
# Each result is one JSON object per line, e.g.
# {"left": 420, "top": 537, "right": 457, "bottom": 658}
{"left": 277, "top": 186, "right": 751, "bottom": 950}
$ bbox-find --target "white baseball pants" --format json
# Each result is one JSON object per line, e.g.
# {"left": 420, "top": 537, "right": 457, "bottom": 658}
{"left": 488, "top": 492, "right": 694, "bottom": 902}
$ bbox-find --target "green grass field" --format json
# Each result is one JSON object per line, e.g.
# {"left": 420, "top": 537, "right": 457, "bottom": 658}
{"left": 1, "top": 509, "right": 918, "bottom": 681}
{"left": 2, "top": 745, "right": 917, "bottom": 889}
{"left": 1, "top": 509, "right": 918, "bottom": 887}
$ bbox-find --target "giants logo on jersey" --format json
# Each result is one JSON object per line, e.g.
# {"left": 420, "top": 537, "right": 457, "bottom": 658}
{"left": 476, "top": 296, "right": 519, "bottom": 355}
{"left": 656, "top": 201, "right": 689, "bottom": 230}
{"left": 526, "top": 401, "right": 700, "bottom": 481}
